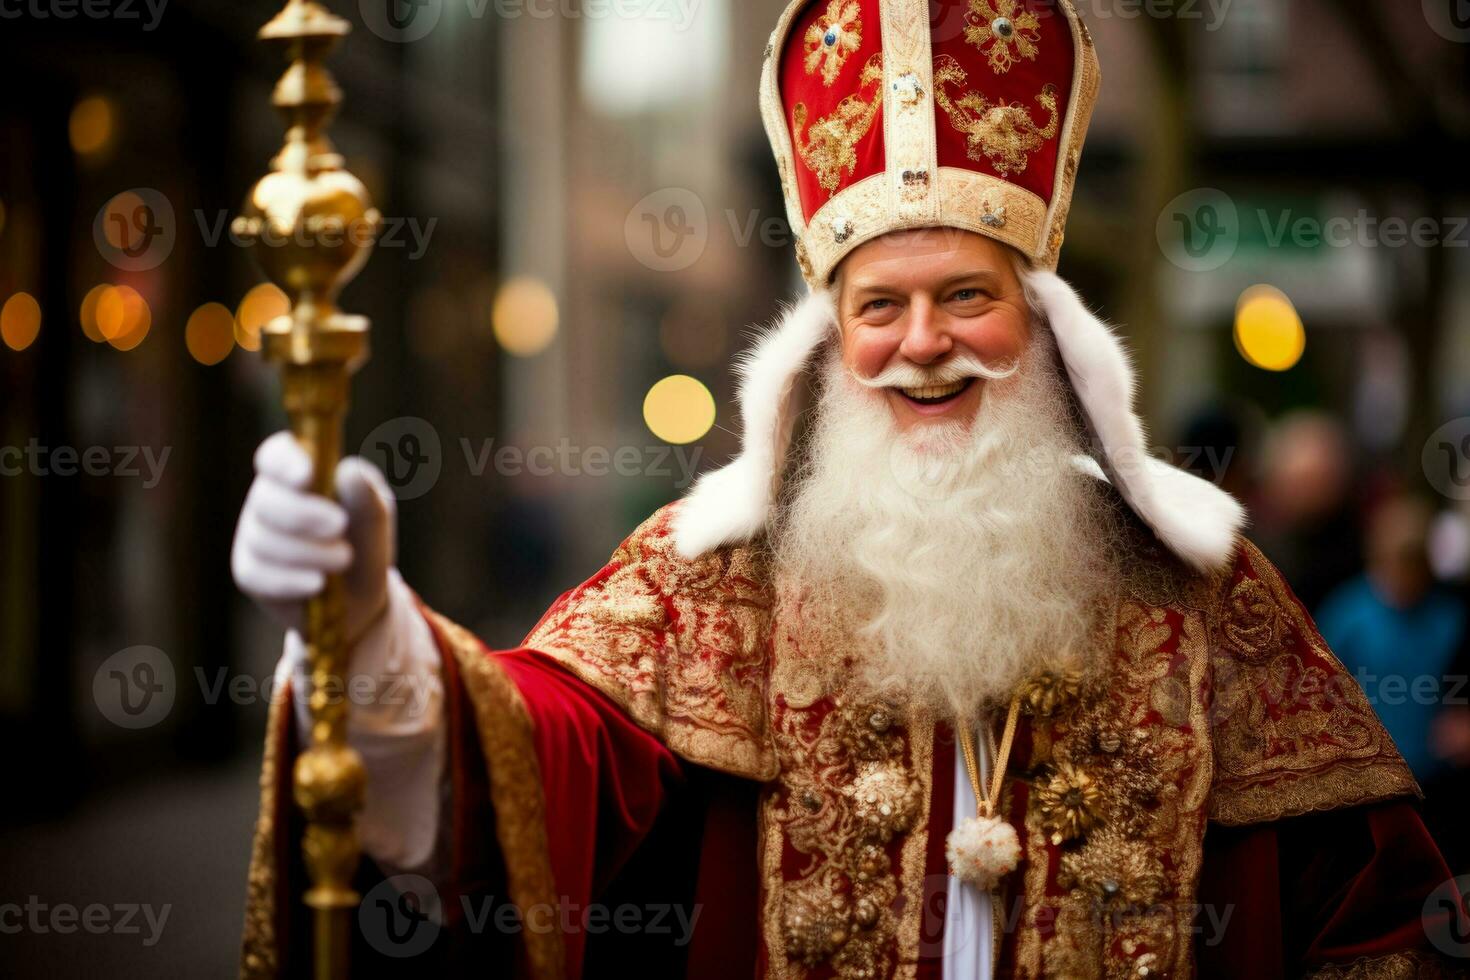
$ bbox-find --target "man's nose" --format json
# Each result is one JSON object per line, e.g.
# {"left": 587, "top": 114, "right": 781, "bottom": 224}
{"left": 897, "top": 298, "right": 953, "bottom": 365}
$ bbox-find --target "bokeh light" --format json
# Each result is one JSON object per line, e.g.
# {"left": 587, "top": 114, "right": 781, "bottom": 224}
{"left": 79, "top": 284, "right": 110, "bottom": 342}
{"left": 1, "top": 292, "right": 42, "bottom": 351}
{"left": 96, "top": 285, "right": 151, "bottom": 351}
{"left": 642, "top": 374, "right": 716, "bottom": 445}
{"left": 491, "top": 276, "right": 559, "bottom": 356}
{"left": 69, "top": 95, "right": 117, "bottom": 158}
{"left": 235, "top": 283, "right": 289, "bottom": 352}
{"left": 1234, "top": 284, "right": 1305, "bottom": 372}
{"left": 185, "top": 302, "right": 236, "bottom": 365}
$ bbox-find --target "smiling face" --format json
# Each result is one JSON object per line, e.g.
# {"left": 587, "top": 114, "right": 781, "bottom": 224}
{"left": 834, "top": 229, "right": 1032, "bottom": 432}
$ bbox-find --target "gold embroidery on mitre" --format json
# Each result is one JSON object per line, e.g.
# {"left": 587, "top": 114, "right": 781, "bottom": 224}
{"left": 964, "top": 0, "right": 1042, "bottom": 74}
{"left": 793, "top": 53, "right": 884, "bottom": 193}
{"left": 933, "top": 54, "right": 1060, "bottom": 177}
{"left": 803, "top": 0, "right": 863, "bottom": 87}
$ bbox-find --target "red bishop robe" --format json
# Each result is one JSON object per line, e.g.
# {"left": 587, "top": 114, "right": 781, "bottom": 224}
{"left": 240, "top": 501, "right": 1464, "bottom": 979}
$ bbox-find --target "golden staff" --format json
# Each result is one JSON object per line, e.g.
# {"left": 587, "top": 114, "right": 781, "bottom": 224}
{"left": 233, "top": 1, "right": 379, "bottom": 976}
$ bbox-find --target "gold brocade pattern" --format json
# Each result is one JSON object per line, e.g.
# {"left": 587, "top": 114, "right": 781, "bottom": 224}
{"left": 487, "top": 513, "right": 1419, "bottom": 977}
{"left": 1208, "top": 540, "right": 1419, "bottom": 825}
{"left": 239, "top": 676, "right": 290, "bottom": 979}
{"left": 793, "top": 53, "right": 886, "bottom": 193}
{"left": 933, "top": 54, "right": 1060, "bottom": 176}
{"left": 429, "top": 611, "right": 566, "bottom": 980}
{"left": 1013, "top": 588, "right": 1218, "bottom": 980}
{"left": 963, "top": 0, "right": 1042, "bottom": 74}
{"left": 804, "top": 0, "right": 864, "bottom": 86}
{"left": 759, "top": 613, "right": 935, "bottom": 979}
{"left": 522, "top": 504, "right": 778, "bottom": 780}
{"left": 1305, "top": 952, "right": 1453, "bottom": 979}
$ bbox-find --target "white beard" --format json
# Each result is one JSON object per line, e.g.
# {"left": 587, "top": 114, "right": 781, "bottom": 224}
{"left": 772, "top": 334, "right": 1122, "bottom": 723}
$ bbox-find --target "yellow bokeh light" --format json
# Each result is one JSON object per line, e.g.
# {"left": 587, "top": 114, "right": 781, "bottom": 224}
{"left": 69, "top": 95, "right": 117, "bottom": 158}
{"left": 491, "top": 276, "right": 559, "bottom": 357}
{"left": 80, "top": 284, "right": 111, "bottom": 342}
{"left": 96, "top": 285, "right": 151, "bottom": 351}
{"left": 643, "top": 375, "right": 716, "bottom": 445}
{"left": 186, "top": 302, "right": 236, "bottom": 365}
{"left": 1234, "top": 284, "right": 1305, "bottom": 372}
{"left": 235, "top": 283, "right": 289, "bottom": 353}
{"left": 1, "top": 292, "right": 42, "bottom": 351}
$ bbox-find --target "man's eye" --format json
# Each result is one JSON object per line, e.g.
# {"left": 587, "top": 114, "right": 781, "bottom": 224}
{"left": 865, "top": 298, "right": 894, "bottom": 312}
{"left": 951, "top": 289, "right": 982, "bottom": 302}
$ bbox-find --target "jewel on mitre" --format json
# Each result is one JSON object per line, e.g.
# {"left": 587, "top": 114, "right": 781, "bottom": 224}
{"left": 946, "top": 814, "right": 1021, "bottom": 890}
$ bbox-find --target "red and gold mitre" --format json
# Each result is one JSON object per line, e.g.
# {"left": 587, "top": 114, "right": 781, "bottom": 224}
{"left": 761, "top": 0, "right": 1100, "bottom": 284}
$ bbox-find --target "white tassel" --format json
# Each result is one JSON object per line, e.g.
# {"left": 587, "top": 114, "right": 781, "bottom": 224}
{"left": 946, "top": 813, "right": 1021, "bottom": 890}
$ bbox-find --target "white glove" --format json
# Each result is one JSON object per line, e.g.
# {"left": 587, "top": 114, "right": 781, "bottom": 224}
{"left": 237, "top": 430, "right": 447, "bottom": 875}
{"left": 232, "top": 430, "right": 394, "bottom": 643}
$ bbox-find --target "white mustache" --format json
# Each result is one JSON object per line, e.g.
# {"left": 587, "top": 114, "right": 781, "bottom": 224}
{"left": 851, "top": 352, "right": 1020, "bottom": 390}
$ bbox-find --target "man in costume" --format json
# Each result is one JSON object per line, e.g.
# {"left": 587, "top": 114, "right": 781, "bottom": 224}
{"left": 233, "top": 1, "right": 1464, "bottom": 976}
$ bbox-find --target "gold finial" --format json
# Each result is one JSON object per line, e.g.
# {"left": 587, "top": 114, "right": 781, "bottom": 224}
{"left": 235, "top": 3, "right": 379, "bottom": 976}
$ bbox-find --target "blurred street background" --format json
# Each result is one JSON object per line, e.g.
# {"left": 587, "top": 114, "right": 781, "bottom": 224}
{"left": 2, "top": 0, "right": 1469, "bottom": 974}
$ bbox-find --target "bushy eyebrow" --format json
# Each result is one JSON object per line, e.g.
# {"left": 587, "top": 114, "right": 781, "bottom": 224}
{"left": 844, "top": 268, "right": 1006, "bottom": 298}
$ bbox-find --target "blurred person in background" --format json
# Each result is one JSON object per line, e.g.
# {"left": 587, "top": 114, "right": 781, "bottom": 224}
{"left": 1319, "top": 494, "right": 1470, "bottom": 874}
{"left": 1318, "top": 494, "right": 1467, "bottom": 784}
{"left": 230, "top": 1, "right": 1463, "bottom": 977}
{"left": 1253, "top": 411, "right": 1362, "bottom": 612}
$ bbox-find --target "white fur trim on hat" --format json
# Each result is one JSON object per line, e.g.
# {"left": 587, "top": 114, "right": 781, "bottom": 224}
{"left": 1023, "top": 270, "right": 1246, "bottom": 572}
{"left": 672, "top": 290, "right": 837, "bottom": 560}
